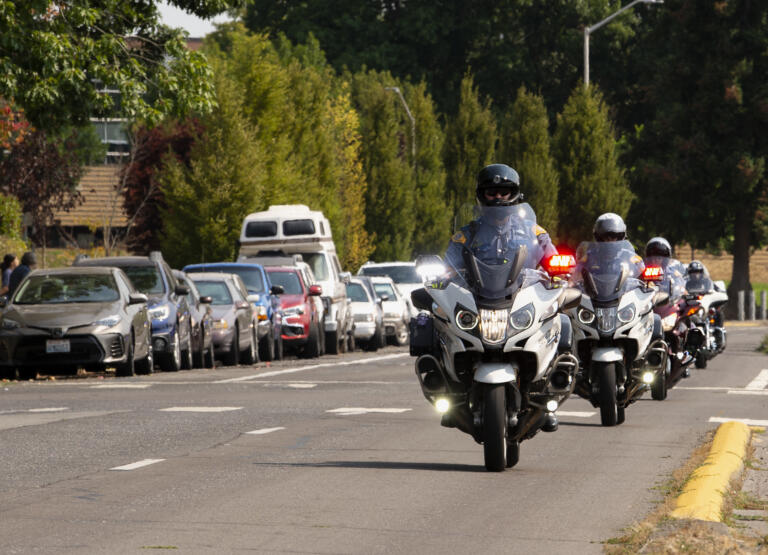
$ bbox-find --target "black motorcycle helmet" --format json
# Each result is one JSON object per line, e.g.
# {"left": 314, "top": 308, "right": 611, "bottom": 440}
{"left": 593, "top": 213, "right": 626, "bottom": 242}
{"left": 645, "top": 237, "right": 672, "bottom": 258}
{"left": 688, "top": 260, "right": 705, "bottom": 275}
{"left": 476, "top": 164, "right": 521, "bottom": 206}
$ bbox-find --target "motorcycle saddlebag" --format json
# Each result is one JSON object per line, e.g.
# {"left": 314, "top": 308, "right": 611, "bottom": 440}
{"left": 409, "top": 313, "right": 435, "bottom": 356}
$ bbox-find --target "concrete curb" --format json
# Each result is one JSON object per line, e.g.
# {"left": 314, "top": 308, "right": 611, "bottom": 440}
{"left": 671, "top": 421, "right": 751, "bottom": 522}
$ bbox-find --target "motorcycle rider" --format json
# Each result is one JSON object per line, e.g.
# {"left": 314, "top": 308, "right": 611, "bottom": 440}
{"left": 644, "top": 237, "right": 687, "bottom": 286}
{"left": 686, "top": 260, "right": 724, "bottom": 327}
{"left": 445, "top": 164, "right": 558, "bottom": 279}
{"left": 576, "top": 213, "right": 645, "bottom": 278}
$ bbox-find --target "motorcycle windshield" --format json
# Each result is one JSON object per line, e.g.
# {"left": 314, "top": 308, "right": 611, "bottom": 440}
{"left": 645, "top": 256, "right": 687, "bottom": 301}
{"left": 686, "top": 275, "right": 714, "bottom": 295}
{"left": 455, "top": 203, "right": 544, "bottom": 300}
{"left": 574, "top": 240, "right": 643, "bottom": 303}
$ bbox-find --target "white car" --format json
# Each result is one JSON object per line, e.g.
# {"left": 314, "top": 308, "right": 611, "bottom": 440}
{"left": 369, "top": 276, "right": 409, "bottom": 346}
{"left": 357, "top": 261, "right": 422, "bottom": 318}
{"left": 346, "top": 278, "right": 383, "bottom": 351}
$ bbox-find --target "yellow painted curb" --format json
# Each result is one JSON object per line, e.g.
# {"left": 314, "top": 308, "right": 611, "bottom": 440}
{"left": 725, "top": 321, "right": 766, "bottom": 328}
{"left": 670, "top": 421, "right": 751, "bottom": 522}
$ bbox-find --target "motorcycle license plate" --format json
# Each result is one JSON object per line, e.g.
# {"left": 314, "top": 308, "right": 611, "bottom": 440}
{"left": 46, "top": 339, "right": 70, "bottom": 353}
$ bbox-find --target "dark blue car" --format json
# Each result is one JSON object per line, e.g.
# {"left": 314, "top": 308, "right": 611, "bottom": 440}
{"left": 182, "top": 262, "right": 284, "bottom": 361}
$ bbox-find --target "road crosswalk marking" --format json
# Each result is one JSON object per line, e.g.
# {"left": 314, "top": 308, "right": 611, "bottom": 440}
{"left": 709, "top": 417, "right": 768, "bottom": 427}
{"left": 745, "top": 369, "right": 768, "bottom": 391}
{"left": 159, "top": 407, "right": 243, "bottom": 412}
{"left": 246, "top": 427, "right": 285, "bottom": 435}
{"left": 110, "top": 458, "right": 165, "bottom": 471}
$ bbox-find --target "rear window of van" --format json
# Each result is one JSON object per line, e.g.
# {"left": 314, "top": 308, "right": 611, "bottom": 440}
{"left": 283, "top": 219, "right": 315, "bottom": 236}
{"left": 245, "top": 221, "right": 278, "bottom": 237}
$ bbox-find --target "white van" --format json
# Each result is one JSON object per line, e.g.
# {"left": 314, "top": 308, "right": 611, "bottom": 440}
{"left": 237, "top": 205, "right": 353, "bottom": 354}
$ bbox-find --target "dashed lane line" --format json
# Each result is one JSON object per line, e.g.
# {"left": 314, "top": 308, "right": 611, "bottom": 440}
{"left": 556, "top": 410, "right": 597, "bottom": 418}
{"left": 728, "top": 390, "right": 768, "bottom": 396}
{"left": 327, "top": 407, "right": 413, "bottom": 416}
{"left": 246, "top": 427, "right": 285, "bottom": 435}
{"left": 213, "top": 352, "right": 411, "bottom": 384}
{"left": 91, "top": 384, "right": 151, "bottom": 389}
{"left": 159, "top": 407, "right": 243, "bottom": 413}
{"left": 110, "top": 459, "right": 165, "bottom": 471}
{"left": 709, "top": 417, "right": 768, "bottom": 427}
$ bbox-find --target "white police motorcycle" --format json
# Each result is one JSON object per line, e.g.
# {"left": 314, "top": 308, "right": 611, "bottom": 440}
{"left": 409, "top": 204, "right": 581, "bottom": 471}
{"left": 685, "top": 269, "right": 728, "bottom": 368}
{"left": 568, "top": 241, "right": 669, "bottom": 426}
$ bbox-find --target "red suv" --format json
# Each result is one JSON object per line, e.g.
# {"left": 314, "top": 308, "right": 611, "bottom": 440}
{"left": 265, "top": 266, "right": 323, "bottom": 358}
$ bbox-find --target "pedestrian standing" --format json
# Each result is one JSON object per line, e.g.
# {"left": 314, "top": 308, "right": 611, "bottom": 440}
{"left": 8, "top": 251, "right": 36, "bottom": 298}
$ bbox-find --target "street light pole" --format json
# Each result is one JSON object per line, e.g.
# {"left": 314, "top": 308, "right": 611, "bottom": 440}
{"left": 384, "top": 86, "right": 416, "bottom": 165}
{"left": 584, "top": 0, "right": 663, "bottom": 86}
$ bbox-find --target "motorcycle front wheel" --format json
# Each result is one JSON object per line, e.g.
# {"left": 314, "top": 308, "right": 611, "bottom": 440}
{"left": 596, "top": 362, "right": 618, "bottom": 427}
{"left": 483, "top": 384, "right": 507, "bottom": 472}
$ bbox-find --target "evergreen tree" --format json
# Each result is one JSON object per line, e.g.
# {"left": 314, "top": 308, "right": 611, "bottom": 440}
{"left": 498, "top": 87, "right": 559, "bottom": 236}
{"left": 443, "top": 73, "right": 496, "bottom": 227}
{"left": 553, "top": 85, "right": 632, "bottom": 247}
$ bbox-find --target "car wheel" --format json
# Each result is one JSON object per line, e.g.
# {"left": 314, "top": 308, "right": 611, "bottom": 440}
{"left": 205, "top": 340, "right": 215, "bottom": 368}
{"left": 136, "top": 342, "right": 154, "bottom": 375}
{"left": 366, "top": 326, "right": 382, "bottom": 352}
{"left": 160, "top": 329, "right": 182, "bottom": 372}
{"left": 304, "top": 324, "right": 321, "bottom": 358}
{"left": 242, "top": 326, "right": 258, "bottom": 365}
{"left": 18, "top": 367, "right": 37, "bottom": 381}
{"left": 116, "top": 334, "right": 136, "bottom": 377}
{"left": 347, "top": 332, "right": 356, "bottom": 352}
{"left": 260, "top": 328, "right": 275, "bottom": 362}
{"left": 274, "top": 332, "right": 284, "bottom": 361}
{"left": 180, "top": 321, "right": 193, "bottom": 370}
{"left": 325, "top": 329, "right": 340, "bottom": 355}
{"left": 224, "top": 326, "right": 240, "bottom": 366}
{"left": 193, "top": 325, "right": 206, "bottom": 368}
{"left": 395, "top": 321, "right": 409, "bottom": 346}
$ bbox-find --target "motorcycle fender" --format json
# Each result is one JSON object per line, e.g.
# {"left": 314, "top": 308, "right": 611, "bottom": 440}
{"left": 591, "top": 347, "right": 623, "bottom": 363}
{"left": 474, "top": 362, "right": 518, "bottom": 384}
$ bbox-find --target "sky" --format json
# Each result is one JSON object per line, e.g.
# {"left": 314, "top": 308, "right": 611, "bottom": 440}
{"left": 157, "top": 1, "right": 232, "bottom": 38}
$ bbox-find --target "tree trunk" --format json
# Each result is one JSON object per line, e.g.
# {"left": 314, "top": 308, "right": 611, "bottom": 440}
{"left": 727, "top": 206, "right": 752, "bottom": 318}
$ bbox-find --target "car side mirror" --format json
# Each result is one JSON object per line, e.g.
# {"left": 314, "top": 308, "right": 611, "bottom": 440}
{"left": 271, "top": 285, "right": 284, "bottom": 295}
{"left": 200, "top": 296, "right": 212, "bottom": 304}
{"left": 379, "top": 293, "right": 390, "bottom": 302}
{"left": 247, "top": 294, "right": 260, "bottom": 303}
{"left": 560, "top": 287, "right": 582, "bottom": 311}
{"left": 653, "top": 291, "right": 670, "bottom": 307}
{"left": 235, "top": 300, "right": 250, "bottom": 311}
{"left": 129, "top": 293, "right": 148, "bottom": 305}
{"left": 175, "top": 284, "right": 190, "bottom": 296}
{"left": 309, "top": 284, "right": 323, "bottom": 296}
{"left": 339, "top": 271, "right": 351, "bottom": 284}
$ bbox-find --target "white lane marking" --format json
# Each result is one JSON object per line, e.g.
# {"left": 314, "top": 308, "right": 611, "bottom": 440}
{"left": 27, "top": 407, "right": 69, "bottom": 413}
{"left": 91, "top": 384, "right": 151, "bottom": 389}
{"left": 728, "top": 390, "right": 768, "bottom": 396}
{"left": 556, "top": 410, "right": 596, "bottom": 418}
{"left": 327, "top": 407, "right": 412, "bottom": 416}
{"left": 675, "top": 386, "right": 736, "bottom": 391}
{"left": 709, "top": 417, "right": 768, "bottom": 427}
{"left": 287, "top": 383, "right": 317, "bottom": 389}
{"left": 746, "top": 369, "right": 768, "bottom": 390}
{"left": 246, "top": 427, "right": 285, "bottom": 435}
{"left": 110, "top": 458, "right": 165, "bottom": 471}
{"left": 214, "top": 352, "right": 410, "bottom": 383}
{"left": 159, "top": 407, "right": 243, "bottom": 413}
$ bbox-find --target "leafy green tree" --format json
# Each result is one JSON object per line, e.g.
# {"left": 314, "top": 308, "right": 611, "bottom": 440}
{"left": 0, "top": 193, "right": 23, "bottom": 239}
{"left": 0, "top": 0, "right": 243, "bottom": 132}
{"left": 443, "top": 73, "right": 496, "bottom": 225}
{"left": 553, "top": 85, "right": 631, "bottom": 247}
{"left": 628, "top": 0, "right": 768, "bottom": 306}
{"left": 498, "top": 87, "right": 559, "bottom": 236}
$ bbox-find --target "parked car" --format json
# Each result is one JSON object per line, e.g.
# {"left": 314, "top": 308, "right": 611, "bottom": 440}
{"left": 182, "top": 262, "right": 284, "bottom": 362}
{"left": 347, "top": 277, "right": 384, "bottom": 351}
{"left": 357, "top": 261, "right": 421, "bottom": 317}
{"left": 0, "top": 267, "right": 152, "bottom": 380}
{"left": 369, "top": 275, "right": 410, "bottom": 346}
{"left": 173, "top": 270, "right": 215, "bottom": 369}
{"left": 265, "top": 265, "right": 324, "bottom": 358}
{"left": 187, "top": 272, "right": 258, "bottom": 366}
{"left": 73, "top": 252, "right": 192, "bottom": 372}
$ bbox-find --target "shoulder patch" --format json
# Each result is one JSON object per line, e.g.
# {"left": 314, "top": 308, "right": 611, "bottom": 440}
{"left": 451, "top": 231, "right": 466, "bottom": 244}
{"left": 533, "top": 224, "right": 546, "bottom": 236}
{"left": 631, "top": 255, "right": 642, "bottom": 264}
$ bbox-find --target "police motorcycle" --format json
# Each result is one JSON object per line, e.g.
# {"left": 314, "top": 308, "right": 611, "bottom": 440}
{"left": 685, "top": 268, "right": 728, "bottom": 368}
{"left": 568, "top": 241, "right": 670, "bottom": 426}
{"left": 409, "top": 203, "right": 581, "bottom": 472}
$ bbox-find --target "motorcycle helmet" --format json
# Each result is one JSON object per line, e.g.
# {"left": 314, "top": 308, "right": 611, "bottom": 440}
{"left": 645, "top": 237, "right": 672, "bottom": 258}
{"left": 593, "top": 213, "right": 626, "bottom": 242}
{"left": 476, "top": 164, "right": 521, "bottom": 206}
{"left": 687, "top": 260, "right": 705, "bottom": 275}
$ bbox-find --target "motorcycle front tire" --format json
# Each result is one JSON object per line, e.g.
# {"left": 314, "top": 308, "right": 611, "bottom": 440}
{"left": 483, "top": 384, "right": 507, "bottom": 472}
{"left": 597, "top": 362, "right": 618, "bottom": 427}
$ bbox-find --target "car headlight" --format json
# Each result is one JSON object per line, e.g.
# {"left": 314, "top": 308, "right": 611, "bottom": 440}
{"left": 213, "top": 319, "right": 228, "bottom": 329}
{"left": 661, "top": 313, "right": 678, "bottom": 331}
{"left": 92, "top": 315, "right": 121, "bottom": 328}
{"left": 384, "top": 311, "right": 401, "bottom": 319}
{"left": 1, "top": 318, "right": 21, "bottom": 330}
{"left": 617, "top": 304, "right": 636, "bottom": 324}
{"left": 510, "top": 303, "right": 534, "bottom": 330}
{"left": 364, "top": 313, "right": 374, "bottom": 322}
{"left": 283, "top": 305, "right": 305, "bottom": 316}
{"left": 148, "top": 305, "right": 170, "bottom": 321}
{"left": 577, "top": 308, "right": 595, "bottom": 325}
{"left": 255, "top": 305, "right": 268, "bottom": 320}
{"left": 455, "top": 309, "right": 478, "bottom": 331}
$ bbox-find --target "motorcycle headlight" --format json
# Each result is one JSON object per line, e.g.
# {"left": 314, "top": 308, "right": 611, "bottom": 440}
{"left": 661, "top": 312, "right": 677, "bottom": 331}
{"left": 455, "top": 309, "right": 478, "bottom": 331}
{"left": 617, "top": 304, "right": 636, "bottom": 324}
{"left": 148, "top": 305, "right": 170, "bottom": 321}
{"left": 596, "top": 307, "right": 617, "bottom": 334}
{"left": 577, "top": 308, "right": 595, "bottom": 325}
{"left": 1, "top": 318, "right": 21, "bottom": 330}
{"left": 92, "top": 315, "right": 121, "bottom": 328}
{"left": 510, "top": 303, "right": 534, "bottom": 331}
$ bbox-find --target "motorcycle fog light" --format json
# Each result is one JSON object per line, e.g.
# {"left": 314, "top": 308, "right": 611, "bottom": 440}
{"left": 577, "top": 308, "right": 595, "bottom": 325}
{"left": 642, "top": 371, "right": 655, "bottom": 384}
{"left": 546, "top": 400, "right": 559, "bottom": 412}
{"left": 617, "top": 304, "right": 636, "bottom": 324}
{"left": 434, "top": 398, "right": 450, "bottom": 413}
{"left": 510, "top": 303, "right": 534, "bottom": 330}
{"left": 455, "top": 310, "right": 478, "bottom": 331}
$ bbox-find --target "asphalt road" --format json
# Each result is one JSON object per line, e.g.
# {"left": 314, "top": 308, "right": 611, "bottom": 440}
{"left": 1, "top": 325, "right": 767, "bottom": 554}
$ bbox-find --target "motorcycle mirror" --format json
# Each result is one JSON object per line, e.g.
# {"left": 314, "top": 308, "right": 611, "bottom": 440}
{"left": 560, "top": 287, "right": 582, "bottom": 310}
{"left": 410, "top": 287, "right": 432, "bottom": 311}
{"left": 653, "top": 291, "right": 670, "bottom": 307}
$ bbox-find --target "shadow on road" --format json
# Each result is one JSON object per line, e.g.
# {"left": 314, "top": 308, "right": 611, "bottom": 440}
{"left": 252, "top": 460, "right": 485, "bottom": 472}
{"left": 558, "top": 421, "right": 603, "bottom": 428}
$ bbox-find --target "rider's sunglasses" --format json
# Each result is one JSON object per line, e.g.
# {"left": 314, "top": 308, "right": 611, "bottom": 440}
{"left": 483, "top": 187, "right": 514, "bottom": 198}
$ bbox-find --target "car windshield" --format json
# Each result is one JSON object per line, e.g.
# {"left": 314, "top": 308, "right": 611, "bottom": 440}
{"left": 267, "top": 271, "right": 302, "bottom": 295}
{"left": 373, "top": 283, "right": 396, "bottom": 299}
{"left": 361, "top": 265, "right": 419, "bottom": 284}
{"left": 14, "top": 274, "right": 120, "bottom": 304}
{"left": 298, "top": 253, "right": 328, "bottom": 281}
{"left": 347, "top": 283, "right": 369, "bottom": 302}
{"left": 119, "top": 265, "right": 164, "bottom": 294}
{"left": 187, "top": 265, "right": 265, "bottom": 293}
{"left": 193, "top": 281, "right": 233, "bottom": 305}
